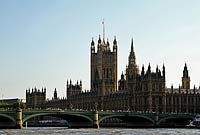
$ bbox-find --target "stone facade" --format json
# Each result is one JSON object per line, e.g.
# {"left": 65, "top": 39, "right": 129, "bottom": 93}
{"left": 26, "top": 87, "right": 46, "bottom": 109}
{"left": 90, "top": 36, "right": 118, "bottom": 95}
{"left": 63, "top": 37, "right": 166, "bottom": 112}
{"left": 26, "top": 34, "right": 200, "bottom": 114}
{"left": 166, "top": 64, "right": 200, "bottom": 113}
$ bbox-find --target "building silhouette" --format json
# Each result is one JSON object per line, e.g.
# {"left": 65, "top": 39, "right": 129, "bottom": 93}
{"left": 26, "top": 32, "right": 200, "bottom": 114}
{"left": 26, "top": 87, "right": 46, "bottom": 109}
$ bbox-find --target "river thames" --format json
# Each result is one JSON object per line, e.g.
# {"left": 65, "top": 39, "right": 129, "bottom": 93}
{"left": 0, "top": 127, "right": 200, "bottom": 135}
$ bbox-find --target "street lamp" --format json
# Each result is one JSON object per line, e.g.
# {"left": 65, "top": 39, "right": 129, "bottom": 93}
{"left": 95, "top": 102, "right": 98, "bottom": 111}
{"left": 70, "top": 104, "right": 73, "bottom": 110}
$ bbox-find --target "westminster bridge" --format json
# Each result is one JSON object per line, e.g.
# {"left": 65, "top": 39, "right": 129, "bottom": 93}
{"left": 0, "top": 109, "right": 196, "bottom": 129}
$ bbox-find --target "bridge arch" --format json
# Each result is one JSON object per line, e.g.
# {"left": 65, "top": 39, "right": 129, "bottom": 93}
{"left": 157, "top": 115, "right": 193, "bottom": 127}
{"left": 23, "top": 112, "right": 93, "bottom": 127}
{"left": 0, "top": 113, "right": 15, "bottom": 123}
{"left": 99, "top": 114, "right": 155, "bottom": 127}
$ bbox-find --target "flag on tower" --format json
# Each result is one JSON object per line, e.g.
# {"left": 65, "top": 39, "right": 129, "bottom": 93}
{"left": 102, "top": 19, "right": 105, "bottom": 41}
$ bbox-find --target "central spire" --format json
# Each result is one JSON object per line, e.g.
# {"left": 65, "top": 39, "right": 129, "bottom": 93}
{"left": 128, "top": 37, "right": 136, "bottom": 66}
{"left": 131, "top": 37, "right": 134, "bottom": 53}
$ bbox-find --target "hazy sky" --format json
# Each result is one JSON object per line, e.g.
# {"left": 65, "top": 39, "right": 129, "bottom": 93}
{"left": 0, "top": 0, "right": 200, "bottom": 99}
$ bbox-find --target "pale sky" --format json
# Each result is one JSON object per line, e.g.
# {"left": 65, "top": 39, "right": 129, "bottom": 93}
{"left": 0, "top": 0, "right": 200, "bottom": 99}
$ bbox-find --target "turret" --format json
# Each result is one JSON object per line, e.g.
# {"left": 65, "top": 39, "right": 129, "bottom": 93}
{"left": 90, "top": 26, "right": 118, "bottom": 94}
{"left": 80, "top": 80, "right": 82, "bottom": 89}
{"left": 67, "top": 80, "right": 69, "bottom": 87}
{"left": 106, "top": 38, "right": 110, "bottom": 51}
{"left": 91, "top": 37, "right": 95, "bottom": 53}
{"left": 182, "top": 63, "right": 190, "bottom": 89}
{"left": 98, "top": 35, "right": 101, "bottom": 51}
{"left": 156, "top": 65, "right": 159, "bottom": 73}
{"left": 118, "top": 72, "right": 125, "bottom": 91}
{"left": 148, "top": 63, "right": 151, "bottom": 73}
{"left": 183, "top": 63, "right": 189, "bottom": 78}
{"left": 162, "top": 64, "right": 165, "bottom": 78}
{"left": 70, "top": 79, "right": 72, "bottom": 85}
{"left": 98, "top": 35, "right": 101, "bottom": 44}
{"left": 121, "top": 72, "right": 124, "bottom": 79}
{"left": 113, "top": 36, "right": 117, "bottom": 52}
{"left": 194, "top": 85, "right": 196, "bottom": 94}
{"left": 54, "top": 88, "right": 57, "bottom": 100}
{"left": 141, "top": 64, "right": 145, "bottom": 76}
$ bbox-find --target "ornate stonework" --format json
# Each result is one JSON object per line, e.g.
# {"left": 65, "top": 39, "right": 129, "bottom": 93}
{"left": 26, "top": 34, "right": 200, "bottom": 114}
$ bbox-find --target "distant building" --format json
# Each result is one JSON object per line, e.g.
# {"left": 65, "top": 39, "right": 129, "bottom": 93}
{"left": 166, "top": 64, "right": 200, "bottom": 113}
{"left": 65, "top": 37, "right": 166, "bottom": 112}
{"left": 90, "top": 36, "right": 118, "bottom": 95}
{"left": 26, "top": 87, "right": 46, "bottom": 109}
{"left": 0, "top": 98, "right": 20, "bottom": 104}
{"left": 26, "top": 30, "right": 200, "bottom": 113}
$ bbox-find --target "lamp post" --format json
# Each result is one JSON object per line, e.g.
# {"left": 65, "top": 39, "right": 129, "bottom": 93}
{"left": 93, "top": 102, "right": 99, "bottom": 128}
{"left": 15, "top": 100, "right": 22, "bottom": 129}
{"left": 70, "top": 104, "right": 73, "bottom": 110}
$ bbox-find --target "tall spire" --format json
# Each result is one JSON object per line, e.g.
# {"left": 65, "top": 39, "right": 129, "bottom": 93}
{"left": 182, "top": 62, "right": 190, "bottom": 89}
{"left": 98, "top": 35, "right": 101, "bottom": 44}
{"left": 131, "top": 37, "right": 134, "bottom": 52}
{"left": 141, "top": 64, "right": 145, "bottom": 76}
{"left": 128, "top": 37, "right": 136, "bottom": 66}
{"left": 162, "top": 63, "right": 165, "bottom": 77}
{"left": 183, "top": 63, "right": 189, "bottom": 78}
{"left": 91, "top": 37, "right": 94, "bottom": 46}
{"left": 113, "top": 36, "right": 117, "bottom": 45}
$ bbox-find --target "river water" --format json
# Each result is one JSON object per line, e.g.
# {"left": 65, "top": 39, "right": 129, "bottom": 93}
{"left": 0, "top": 127, "right": 200, "bottom": 135}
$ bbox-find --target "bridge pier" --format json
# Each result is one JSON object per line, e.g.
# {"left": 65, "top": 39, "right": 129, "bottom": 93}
{"left": 15, "top": 108, "right": 22, "bottom": 129}
{"left": 154, "top": 113, "right": 159, "bottom": 127}
{"left": 93, "top": 111, "right": 99, "bottom": 128}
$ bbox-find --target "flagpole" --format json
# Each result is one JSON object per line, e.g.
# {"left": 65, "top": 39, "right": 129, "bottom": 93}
{"left": 102, "top": 19, "right": 105, "bottom": 41}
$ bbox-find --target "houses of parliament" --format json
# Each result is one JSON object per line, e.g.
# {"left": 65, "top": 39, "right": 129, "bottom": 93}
{"left": 26, "top": 30, "right": 200, "bottom": 113}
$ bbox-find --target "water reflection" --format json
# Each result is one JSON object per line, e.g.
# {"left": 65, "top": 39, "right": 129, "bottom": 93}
{"left": 0, "top": 127, "right": 200, "bottom": 135}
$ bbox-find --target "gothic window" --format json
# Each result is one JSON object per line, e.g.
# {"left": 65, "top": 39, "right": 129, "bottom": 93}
{"left": 110, "top": 68, "right": 112, "bottom": 79}
{"left": 173, "top": 97, "right": 176, "bottom": 105}
{"left": 159, "top": 97, "right": 162, "bottom": 105}
{"left": 146, "top": 84, "right": 149, "bottom": 91}
{"left": 187, "top": 82, "right": 189, "bottom": 88}
{"left": 184, "top": 97, "right": 186, "bottom": 103}
{"left": 181, "top": 97, "right": 184, "bottom": 105}
{"left": 152, "top": 97, "right": 155, "bottom": 106}
{"left": 188, "top": 98, "right": 190, "bottom": 104}
{"left": 176, "top": 97, "right": 179, "bottom": 105}
{"left": 103, "top": 68, "right": 105, "bottom": 78}
{"left": 159, "top": 84, "right": 162, "bottom": 91}
{"left": 152, "top": 83, "right": 155, "bottom": 91}
{"left": 169, "top": 97, "right": 171, "bottom": 105}
{"left": 130, "top": 58, "right": 134, "bottom": 65}
{"left": 106, "top": 68, "right": 109, "bottom": 78}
